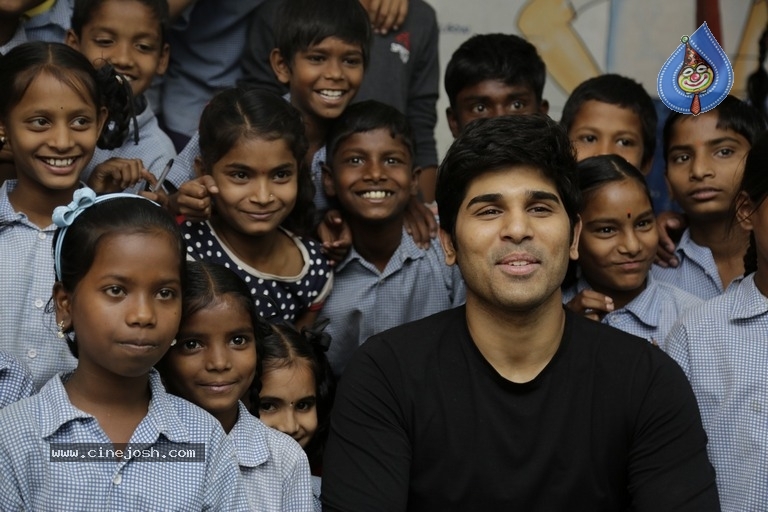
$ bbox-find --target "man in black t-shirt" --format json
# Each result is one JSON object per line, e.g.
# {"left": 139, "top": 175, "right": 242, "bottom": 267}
{"left": 322, "top": 115, "right": 720, "bottom": 511}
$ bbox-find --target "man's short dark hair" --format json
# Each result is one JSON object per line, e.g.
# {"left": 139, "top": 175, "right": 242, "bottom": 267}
{"left": 444, "top": 33, "right": 546, "bottom": 109}
{"left": 274, "top": 0, "right": 371, "bottom": 68}
{"left": 560, "top": 74, "right": 657, "bottom": 168}
{"left": 436, "top": 115, "right": 580, "bottom": 240}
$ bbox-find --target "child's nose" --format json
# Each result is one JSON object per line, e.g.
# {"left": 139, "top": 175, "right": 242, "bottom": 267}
{"left": 205, "top": 344, "right": 232, "bottom": 371}
{"left": 109, "top": 42, "right": 134, "bottom": 70}
{"left": 323, "top": 58, "right": 343, "bottom": 80}
{"left": 49, "top": 125, "right": 75, "bottom": 151}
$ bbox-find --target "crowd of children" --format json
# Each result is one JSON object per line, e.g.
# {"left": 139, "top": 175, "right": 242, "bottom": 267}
{"left": 0, "top": 0, "right": 767, "bottom": 510}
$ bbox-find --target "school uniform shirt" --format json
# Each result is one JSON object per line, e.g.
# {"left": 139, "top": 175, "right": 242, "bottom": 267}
{"left": 183, "top": 222, "right": 333, "bottom": 323}
{"left": 664, "top": 273, "right": 768, "bottom": 512}
{"left": 0, "top": 369, "right": 250, "bottom": 511}
{"left": 0, "top": 180, "right": 77, "bottom": 389}
{"left": 562, "top": 274, "right": 701, "bottom": 345}
{"left": 230, "top": 401, "right": 314, "bottom": 511}
{"left": 0, "top": 23, "right": 27, "bottom": 55}
{"left": 23, "top": 0, "right": 73, "bottom": 44}
{"left": 81, "top": 97, "right": 178, "bottom": 191}
{"left": 651, "top": 228, "right": 735, "bottom": 300}
{"left": 0, "top": 351, "right": 34, "bottom": 408}
{"left": 321, "top": 229, "right": 465, "bottom": 376}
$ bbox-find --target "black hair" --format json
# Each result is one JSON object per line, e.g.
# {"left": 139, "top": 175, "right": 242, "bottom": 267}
{"left": 444, "top": 33, "right": 546, "bottom": 108}
{"left": 198, "top": 87, "right": 315, "bottom": 235}
{"left": 71, "top": 0, "right": 170, "bottom": 44}
{"left": 53, "top": 196, "right": 186, "bottom": 357}
{"left": 253, "top": 320, "right": 335, "bottom": 470}
{"left": 576, "top": 154, "right": 653, "bottom": 212}
{"left": 560, "top": 74, "right": 657, "bottom": 168}
{"left": 436, "top": 114, "right": 580, "bottom": 242}
{"left": 736, "top": 131, "right": 768, "bottom": 276}
{"left": 274, "top": 0, "right": 371, "bottom": 68}
{"left": 663, "top": 95, "right": 767, "bottom": 162}
{"left": 747, "top": 23, "right": 768, "bottom": 122}
{"left": 326, "top": 100, "right": 414, "bottom": 161}
{"left": 0, "top": 42, "right": 135, "bottom": 150}
{"left": 158, "top": 261, "right": 262, "bottom": 391}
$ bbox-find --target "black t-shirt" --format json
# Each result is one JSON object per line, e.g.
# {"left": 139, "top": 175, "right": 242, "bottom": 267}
{"left": 322, "top": 307, "right": 719, "bottom": 511}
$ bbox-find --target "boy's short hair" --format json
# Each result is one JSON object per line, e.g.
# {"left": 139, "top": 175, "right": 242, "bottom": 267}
{"left": 444, "top": 33, "right": 546, "bottom": 109}
{"left": 71, "top": 0, "right": 170, "bottom": 41}
{"left": 326, "top": 100, "right": 414, "bottom": 163}
{"left": 275, "top": 0, "right": 371, "bottom": 69}
{"left": 436, "top": 114, "right": 580, "bottom": 240}
{"left": 663, "top": 95, "right": 767, "bottom": 162}
{"left": 560, "top": 74, "right": 657, "bottom": 167}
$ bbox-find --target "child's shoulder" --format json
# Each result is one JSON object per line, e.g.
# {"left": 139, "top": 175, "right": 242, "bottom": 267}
{"left": 0, "top": 352, "right": 34, "bottom": 408}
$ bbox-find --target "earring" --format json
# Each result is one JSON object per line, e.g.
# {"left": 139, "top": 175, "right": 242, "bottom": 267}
{"left": 56, "top": 320, "right": 65, "bottom": 339}
{"left": 0, "top": 136, "right": 5, "bottom": 151}
{"left": 170, "top": 339, "right": 177, "bottom": 347}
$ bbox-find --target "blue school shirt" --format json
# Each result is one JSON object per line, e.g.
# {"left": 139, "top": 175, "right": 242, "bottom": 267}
{"left": 561, "top": 274, "right": 701, "bottom": 345}
{"left": 0, "top": 23, "right": 27, "bottom": 55}
{"left": 0, "top": 181, "right": 77, "bottom": 389}
{"left": 82, "top": 99, "right": 177, "bottom": 192}
{"left": 0, "top": 351, "right": 34, "bottom": 408}
{"left": 650, "top": 228, "right": 734, "bottom": 300}
{"left": 23, "top": 0, "right": 73, "bottom": 43}
{"left": 664, "top": 273, "right": 768, "bottom": 512}
{"left": 321, "top": 228, "right": 466, "bottom": 376}
{"left": 230, "top": 401, "right": 314, "bottom": 511}
{"left": 0, "top": 369, "right": 250, "bottom": 510}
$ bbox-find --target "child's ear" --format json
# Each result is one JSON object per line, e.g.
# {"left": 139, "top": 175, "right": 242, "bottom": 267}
{"left": 155, "top": 43, "right": 171, "bottom": 77}
{"left": 270, "top": 49, "right": 292, "bottom": 85}
{"left": 438, "top": 228, "right": 457, "bottom": 266}
{"left": 321, "top": 164, "right": 336, "bottom": 197}
{"left": 569, "top": 215, "right": 582, "bottom": 261}
{"left": 735, "top": 191, "right": 755, "bottom": 231}
{"left": 538, "top": 99, "right": 550, "bottom": 116}
{"left": 410, "top": 166, "right": 422, "bottom": 196}
{"left": 53, "top": 282, "right": 73, "bottom": 332}
{"left": 65, "top": 29, "right": 81, "bottom": 50}
{"left": 446, "top": 107, "right": 460, "bottom": 139}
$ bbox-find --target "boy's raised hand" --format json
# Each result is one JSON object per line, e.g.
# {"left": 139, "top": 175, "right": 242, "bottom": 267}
{"left": 565, "top": 289, "right": 614, "bottom": 322}
{"left": 404, "top": 196, "right": 437, "bottom": 249}
{"left": 360, "top": 0, "right": 408, "bottom": 34}
{"left": 86, "top": 157, "right": 151, "bottom": 193}
{"left": 655, "top": 211, "right": 687, "bottom": 268}
{"left": 169, "top": 175, "right": 219, "bottom": 220}
{"left": 317, "top": 209, "right": 352, "bottom": 266}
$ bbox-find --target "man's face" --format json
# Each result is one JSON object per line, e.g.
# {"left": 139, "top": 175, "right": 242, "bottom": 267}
{"left": 440, "top": 167, "right": 580, "bottom": 314}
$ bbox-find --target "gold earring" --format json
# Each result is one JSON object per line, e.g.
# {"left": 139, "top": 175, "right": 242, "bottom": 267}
{"left": 57, "top": 320, "right": 65, "bottom": 339}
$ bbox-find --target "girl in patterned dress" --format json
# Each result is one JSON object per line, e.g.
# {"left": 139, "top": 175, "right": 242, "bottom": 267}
{"left": 180, "top": 87, "right": 333, "bottom": 329}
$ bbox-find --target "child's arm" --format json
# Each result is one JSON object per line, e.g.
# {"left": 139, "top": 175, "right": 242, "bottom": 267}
{"left": 403, "top": 197, "right": 438, "bottom": 249}
{"left": 360, "top": 0, "right": 409, "bottom": 34}
{"left": 86, "top": 157, "right": 154, "bottom": 194}
{"left": 655, "top": 211, "right": 688, "bottom": 268}
{"left": 167, "top": 175, "right": 219, "bottom": 220}
{"left": 317, "top": 209, "right": 352, "bottom": 266}
{"left": 564, "top": 289, "right": 614, "bottom": 322}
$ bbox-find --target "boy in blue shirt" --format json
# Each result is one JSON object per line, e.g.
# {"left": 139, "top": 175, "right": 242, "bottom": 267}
{"left": 320, "top": 101, "right": 465, "bottom": 376}
{"left": 66, "top": 0, "right": 177, "bottom": 192}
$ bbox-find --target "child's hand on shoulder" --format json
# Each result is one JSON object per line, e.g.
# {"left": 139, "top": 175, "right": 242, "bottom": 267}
{"left": 87, "top": 157, "right": 151, "bottom": 194}
{"left": 655, "top": 211, "right": 687, "bottom": 268}
{"left": 565, "top": 290, "right": 614, "bottom": 322}
{"left": 404, "top": 196, "right": 437, "bottom": 250}
{"left": 318, "top": 209, "right": 352, "bottom": 266}
{"left": 361, "top": 0, "right": 408, "bottom": 34}
{"left": 169, "top": 175, "right": 219, "bottom": 220}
